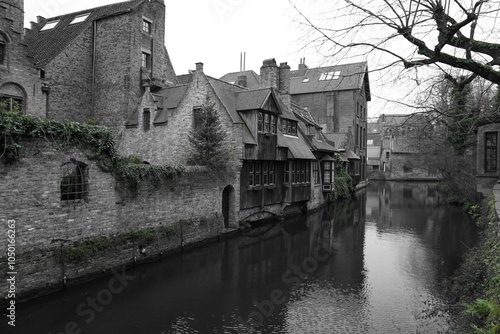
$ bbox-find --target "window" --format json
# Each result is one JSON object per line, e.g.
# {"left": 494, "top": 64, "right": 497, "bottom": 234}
{"left": 193, "top": 107, "right": 202, "bottom": 129}
{"left": 70, "top": 14, "right": 90, "bottom": 25}
{"left": 60, "top": 160, "right": 88, "bottom": 202}
{"left": 386, "top": 151, "right": 390, "bottom": 159}
{"left": 142, "top": 51, "right": 151, "bottom": 69}
{"left": 269, "top": 163, "right": 275, "bottom": 185}
{"left": 486, "top": 132, "right": 498, "bottom": 172}
{"left": 312, "top": 161, "right": 320, "bottom": 184}
{"left": 0, "top": 36, "right": 5, "bottom": 65}
{"left": 302, "top": 78, "right": 310, "bottom": 83}
{"left": 282, "top": 119, "right": 298, "bottom": 136}
{"left": 319, "top": 71, "right": 340, "bottom": 81}
{"left": 258, "top": 112, "right": 277, "bottom": 134}
{"left": 255, "top": 162, "right": 261, "bottom": 186}
{"left": 0, "top": 96, "right": 23, "bottom": 112}
{"left": 41, "top": 20, "right": 60, "bottom": 31}
{"left": 142, "top": 19, "right": 152, "bottom": 34}
{"left": 262, "top": 162, "right": 269, "bottom": 185}
{"left": 284, "top": 162, "right": 290, "bottom": 184}
{"left": 323, "top": 161, "right": 334, "bottom": 184}
{"left": 306, "top": 161, "right": 310, "bottom": 183}
{"left": 248, "top": 162, "right": 255, "bottom": 187}
{"left": 143, "top": 109, "right": 150, "bottom": 131}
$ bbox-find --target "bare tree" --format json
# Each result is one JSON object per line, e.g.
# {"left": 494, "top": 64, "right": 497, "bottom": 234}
{"left": 290, "top": 0, "right": 500, "bottom": 85}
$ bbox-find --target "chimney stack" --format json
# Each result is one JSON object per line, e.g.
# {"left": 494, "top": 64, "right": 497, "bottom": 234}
{"left": 260, "top": 58, "right": 279, "bottom": 89}
{"left": 195, "top": 62, "right": 204, "bottom": 72}
{"left": 279, "top": 62, "right": 291, "bottom": 94}
{"left": 298, "top": 57, "right": 308, "bottom": 77}
{"left": 237, "top": 75, "right": 248, "bottom": 88}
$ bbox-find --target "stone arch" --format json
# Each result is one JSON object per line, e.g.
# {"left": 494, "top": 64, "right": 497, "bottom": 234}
{"left": 0, "top": 82, "right": 27, "bottom": 113}
{"left": 222, "top": 185, "right": 236, "bottom": 229}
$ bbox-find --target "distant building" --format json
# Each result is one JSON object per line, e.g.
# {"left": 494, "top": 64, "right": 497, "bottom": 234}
{"left": 476, "top": 123, "right": 500, "bottom": 194}
{"left": 367, "top": 122, "right": 381, "bottom": 172}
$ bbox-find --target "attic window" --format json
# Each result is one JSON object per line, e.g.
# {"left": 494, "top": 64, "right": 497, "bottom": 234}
{"left": 319, "top": 71, "right": 341, "bottom": 81}
{"left": 41, "top": 20, "right": 60, "bottom": 31}
{"left": 302, "top": 78, "right": 310, "bottom": 83}
{"left": 70, "top": 13, "right": 90, "bottom": 25}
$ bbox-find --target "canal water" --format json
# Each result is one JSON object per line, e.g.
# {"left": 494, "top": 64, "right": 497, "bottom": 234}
{"left": 4, "top": 181, "right": 477, "bottom": 334}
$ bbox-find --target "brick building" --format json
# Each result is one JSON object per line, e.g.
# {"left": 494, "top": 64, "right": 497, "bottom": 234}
{"left": 0, "top": 0, "right": 48, "bottom": 118}
{"left": 24, "top": 0, "right": 177, "bottom": 127}
{"left": 120, "top": 59, "right": 338, "bottom": 225}
{"left": 288, "top": 60, "right": 370, "bottom": 185}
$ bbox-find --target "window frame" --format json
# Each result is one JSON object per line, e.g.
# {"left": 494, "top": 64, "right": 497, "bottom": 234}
{"left": 0, "top": 41, "right": 5, "bottom": 65}
{"left": 143, "top": 108, "right": 151, "bottom": 131}
{"left": 60, "top": 160, "right": 89, "bottom": 203}
{"left": 485, "top": 132, "right": 498, "bottom": 172}
{"left": 141, "top": 51, "right": 151, "bottom": 69}
{"left": 142, "top": 18, "right": 153, "bottom": 34}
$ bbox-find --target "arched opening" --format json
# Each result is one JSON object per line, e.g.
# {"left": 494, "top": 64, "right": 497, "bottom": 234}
{"left": 222, "top": 185, "right": 235, "bottom": 229}
{"left": 0, "top": 82, "right": 27, "bottom": 113}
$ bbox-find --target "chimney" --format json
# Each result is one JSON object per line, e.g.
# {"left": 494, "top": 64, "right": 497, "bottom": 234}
{"left": 279, "top": 62, "right": 290, "bottom": 94}
{"left": 37, "top": 16, "right": 45, "bottom": 23}
{"left": 260, "top": 58, "right": 279, "bottom": 89}
{"left": 195, "top": 62, "right": 204, "bottom": 72}
{"left": 298, "top": 57, "right": 308, "bottom": 76}
{"left": 237, "top": 75, "right": 247, "bottom": 88}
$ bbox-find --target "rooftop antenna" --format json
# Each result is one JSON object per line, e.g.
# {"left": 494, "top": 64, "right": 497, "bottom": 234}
{"left": 240, "top": 52, "right": 247, "bottom": 73}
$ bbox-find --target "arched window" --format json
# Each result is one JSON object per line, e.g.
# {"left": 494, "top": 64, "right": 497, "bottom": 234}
{"left": 60, "top": 160, "right": 89, "bottom": 202}
{"left": 0, "top": 83, "right": 26, "bottom": 113}
{"left": 0, "top": 34, "right": 5, "bottom": 65}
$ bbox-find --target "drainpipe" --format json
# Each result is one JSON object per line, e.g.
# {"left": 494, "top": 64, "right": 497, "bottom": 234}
{"left": 91, "top": 20, "right": 97, "bottom": 119}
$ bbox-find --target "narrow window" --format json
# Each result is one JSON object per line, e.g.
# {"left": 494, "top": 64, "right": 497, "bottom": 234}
{"left": 193, "top": 107, "right": 202, "bottom": 129}
{"left": 269, "top": 162, "right": 275, "bottom": 185}
{"left": 264, "top": 113, "right": 270, "bottom": 133}
{"left": 248, "top": 162, "right": 255, "bottom": 187}
{"left": 284, "top": 162, "right": 290, "bottom": 184}
{"left": 287, "top": 120, "right": 292, "bottom": 135}
{"left": 313, "top": 161, "right": 319, "bottom": 184}
{"left": 143, "top": 109, "right": 150, "bottom": 131}
{"left": 258, "top": 112, "right": 264, "bottom": 133}
{"left": 271, "top": 115, "right": 277, "bottom": 134}
{"left": 263, "top": 161, "right": 269, "bottom": 185}
{"left": 306, "top": 161, "right": 311, "bottom": 183}
{"left": 323, "top": 161, "right": 333, "bottom": 184}
{"left": 142, "top": 51, "right": 151, "bottom": 69}
{"left": 485, "top": 132, "right": 498, "bottom": 172}
{"left": 282, "top": 119, "right": 287, "bottom": 133}
{"left": 0, "top": 40, "right": 5, "bottom": 65}
{"left": 386, "top": 151, "right": 390, "bottom": 159}
{"left": 291, "top": 122, "right": 297, "bottom": 136}
{"left": 61, "top": 160, "right": 88, "bottom": 202}
{"left": 255, "top": 162, "right": 261, "bottom": 186}
{"left": 142, "top": 19, "right": 152, "bottom": 34}
{"left": 291, "top": 161, "right": 296, "bottom": 184}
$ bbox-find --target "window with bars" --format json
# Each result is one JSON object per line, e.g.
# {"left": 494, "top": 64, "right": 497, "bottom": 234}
{"left": 60, "top": 160, "right": 88, "bottom": 202}
{"left": 486, "top": 132, "right": 498, "bottom": 172}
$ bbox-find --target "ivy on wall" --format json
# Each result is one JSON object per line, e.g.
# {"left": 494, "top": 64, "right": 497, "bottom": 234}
{"left": 0, "top": 109, "right": 184, "bottom": 185}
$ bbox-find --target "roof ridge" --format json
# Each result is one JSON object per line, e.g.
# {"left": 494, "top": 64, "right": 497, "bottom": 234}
{"left": 42, "top": 0, "right": 144, "bottom": 21}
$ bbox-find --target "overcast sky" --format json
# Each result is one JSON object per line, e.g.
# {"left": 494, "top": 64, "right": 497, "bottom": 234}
{"left": 24, "top": 0, "right": 386, "bottom": 118}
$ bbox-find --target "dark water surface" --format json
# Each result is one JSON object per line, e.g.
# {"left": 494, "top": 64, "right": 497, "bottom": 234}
{"left": 3, "top": 181, "right": 477, "bottom": 333}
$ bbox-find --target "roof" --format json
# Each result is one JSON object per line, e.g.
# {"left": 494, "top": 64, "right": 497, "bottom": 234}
{"left": 236, "top": 89, "right": 271, "bottom": 111}
{"left": 177, "top": 74, "right": 193, "bottom": 85}
{"left": 26, "top": 0, "right": 144, "bottom": 68}
{"left": 277, "top": 130, "right": 316, "bottom": 160}
{"left": 219, "top": 70, "right": 261, "bottom": 89}
{"left": 153, "top": 85, "right": 189, "bottom": 125}
{"left": 346, "top": 151, "right": 361, "bottom": 160}
{"left": 290, "top": 62, "right": 371, "bottom": 100}
{"left": 208, "top": 77, "right": 246, "bottom": 124}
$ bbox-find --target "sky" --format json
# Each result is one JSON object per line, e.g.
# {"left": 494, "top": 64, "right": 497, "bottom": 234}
{"left": 23, "top": 0, "right": 388, "bottom": 119}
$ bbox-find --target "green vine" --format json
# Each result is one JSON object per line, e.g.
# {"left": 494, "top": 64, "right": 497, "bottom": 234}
{"left": 329, "top": 155, "right": 354, "bottom": 200}
{"left": 0, "top": 109, "right": 184, "bottom": 187}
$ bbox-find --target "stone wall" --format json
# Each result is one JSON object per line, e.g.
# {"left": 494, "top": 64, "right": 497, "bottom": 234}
{"left": 0, "top": 139, "right": 235, "bottom": 300}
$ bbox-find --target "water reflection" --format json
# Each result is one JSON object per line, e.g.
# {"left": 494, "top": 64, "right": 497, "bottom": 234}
{"left": 3, "top": 181, "right": 476, "bottom": 334}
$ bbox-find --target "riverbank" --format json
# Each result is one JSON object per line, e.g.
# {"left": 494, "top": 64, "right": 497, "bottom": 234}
{"left": 449, "top": 192, "right": 500, "bottom": 333}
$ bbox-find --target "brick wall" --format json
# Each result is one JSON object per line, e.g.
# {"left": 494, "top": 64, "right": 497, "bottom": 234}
{"left": 0, "top": 0, "right": 47, "bottom": 118}
{"left": 0, "top": 139, "right": 234, "bottom": 300}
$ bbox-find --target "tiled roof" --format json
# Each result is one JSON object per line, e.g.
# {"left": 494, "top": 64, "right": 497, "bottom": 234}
{"left": 290, "top": 62, "right": 370, "bottom": 99}
{"left": 277, "top": 130, "right": 316, "bottom": 160}
{"left": 153, "top": 85, "right": 189, "bottom": 125}
{"left": 207, "top": 77, "right": 246, "bottom": 124}
{"left": 177, "top": 74, "right": 193, "bottom": 85}
{"left": 219, "top": 70, "right": 261, "bottom": 89}
{"left": 26, "top": 0, "right": 144, "bottom": 68}
{"left": 236, "top": 89, "right": 270, "bottom": 111}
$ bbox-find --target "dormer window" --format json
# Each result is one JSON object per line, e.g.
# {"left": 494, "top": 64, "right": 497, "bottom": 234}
{"left": 282, "top": 119, "right": 298, "bottom": 136}
{"left": 41, "top": 20, "right": 60, "bottom": 31}
{"left": 302, "top": 78, "right": 310, "bottom": 83}
{"left": 142, "top": 18, "right": 152, "bottom": 34}
{"left": 319, "top": 71, "right": 340, "bottom": 81}
{"left": 258, "top": 111, "right": 277, "bottom": 134}
{"left": 70, "top": 13, "right": 90, "bottom": 25}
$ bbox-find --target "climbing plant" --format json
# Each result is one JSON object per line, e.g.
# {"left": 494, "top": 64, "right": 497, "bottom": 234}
{"left": 330, "top": 155, "right": 354, "bottom": 200}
